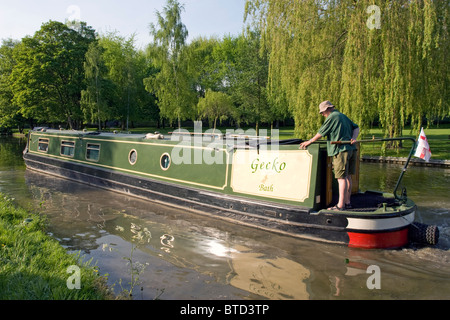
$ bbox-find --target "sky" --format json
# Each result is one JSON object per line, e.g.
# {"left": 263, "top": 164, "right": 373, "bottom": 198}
{"left": 0, "top": 0, "right": 247, "bottom": 49}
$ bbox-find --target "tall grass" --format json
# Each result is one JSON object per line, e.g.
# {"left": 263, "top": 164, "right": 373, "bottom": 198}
{"left": 0, "top": 194, "right": 113, "bottom": 300}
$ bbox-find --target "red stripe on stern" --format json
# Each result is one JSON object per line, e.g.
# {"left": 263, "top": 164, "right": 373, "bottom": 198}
{"left": 348, "top": 228, "right": 409, "bottom": 249}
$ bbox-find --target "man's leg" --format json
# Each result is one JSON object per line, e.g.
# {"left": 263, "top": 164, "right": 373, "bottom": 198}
{"left": 344, "top": 175, "right": 352, "bottom": 206}
{"left": 333, "top": 151, "right": 349, "bottom": 209}
{"left": 337, "top": 177, "right": 347, "bottom": 209}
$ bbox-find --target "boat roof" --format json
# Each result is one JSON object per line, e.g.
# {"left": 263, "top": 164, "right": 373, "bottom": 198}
{"left": 32, "top": 128, "right": 157, "bottom": 139}
{"left": 30, "top": 128, "right": 303, "bottom": 146}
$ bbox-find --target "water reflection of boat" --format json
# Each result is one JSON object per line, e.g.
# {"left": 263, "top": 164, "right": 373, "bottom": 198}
{"left": 23, "top": 128, "right": 439, "bottom": 249}
{"left": 228, "top": 245, "right": 310, "bottom": 299}
{"left": 109, "top": 215, "right": 312, "bottom": 300}
{"left": 24, "top": 176, "right": 311, "bottom": 299}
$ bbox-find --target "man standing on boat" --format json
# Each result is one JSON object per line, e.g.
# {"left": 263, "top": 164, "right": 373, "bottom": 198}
{"left": 299, "top": 101, "right": 360, "bottom": 211}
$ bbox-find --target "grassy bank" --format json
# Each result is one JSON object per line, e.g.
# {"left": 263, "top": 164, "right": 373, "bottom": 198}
{"left": 356, "top": 126, "right": 450, "bottom": 160}
{"left": 0, "top": 194, "right": 113, "bottom": 300}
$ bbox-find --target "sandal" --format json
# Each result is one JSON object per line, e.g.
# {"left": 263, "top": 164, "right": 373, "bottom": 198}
{"left": 327, "top": 205, "right": 344, "bottom": 211}
{"left": 345, "top": 203, "right": 353, "bottom": 209}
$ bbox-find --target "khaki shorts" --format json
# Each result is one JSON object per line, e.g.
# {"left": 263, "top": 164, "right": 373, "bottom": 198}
{"left": 333, "top": 149, "right": 357, "bottom": 179}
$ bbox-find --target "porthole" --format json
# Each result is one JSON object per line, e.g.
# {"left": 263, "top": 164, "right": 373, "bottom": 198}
{"left": 160, "top": 153, "right": 171, "bottom": 171}
{"left": 129, "top": 149, "right": 137, "bottom": 165}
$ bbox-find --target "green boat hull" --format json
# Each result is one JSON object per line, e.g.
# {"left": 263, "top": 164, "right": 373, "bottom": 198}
{"left": 23, "top": 129, "right": 438, "bottom": 249}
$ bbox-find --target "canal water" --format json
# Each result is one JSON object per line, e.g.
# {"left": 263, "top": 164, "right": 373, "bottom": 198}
{"left": 1, "top": 137, "right": 449, "bottom": 300}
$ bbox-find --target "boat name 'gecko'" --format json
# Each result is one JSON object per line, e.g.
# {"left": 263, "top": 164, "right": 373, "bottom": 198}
{"left": 251, "top": 157, "right": 286, "bottom": 174}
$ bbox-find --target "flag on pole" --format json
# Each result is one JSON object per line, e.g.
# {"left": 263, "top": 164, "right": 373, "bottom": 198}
{"left": 414, "top": 127, "right": 431, "bottom": 162}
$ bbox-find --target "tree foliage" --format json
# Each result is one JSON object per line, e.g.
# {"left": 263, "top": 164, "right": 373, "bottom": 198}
{"left": 231, "top": 31, "right": 270, "bottom": 132}
{"left": 81, "top": 41, "right": 109, "bottom": 130}
{"left": 197, "top": 90, "right": 235, "bottom": 131}
{"left": 1, "top": 21, "right": 157, "bottom": 131}
{"left": 245, "top": 0, "right": 449, "bottom": 139}
{"left": 145, "top": 0, "right": 194, "bottom": 128}
{"left": 0, "top": 0, "right": 447, "bottom": 137}
{"left": 98, "top": 33, "right": 152, "bottom": 130}
{"left": 10, "top": 21, "right": 96, "bottom": 129}
{"left": 0, "top": 39, "right": 21, "bottom": 130}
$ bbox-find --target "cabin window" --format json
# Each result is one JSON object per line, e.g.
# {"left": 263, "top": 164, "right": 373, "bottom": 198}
{"left": 60, "top": 141, "right": 75, "bottom": 157}
{"left": 38, "top": 138, "right": 49, "bottom": 153}
{"left": 128, "top": 149, "right": 137, "bottom": 165}
{"left": 86, "top": 143, "right": 100, "bottom": 161}
{"left": 160, "top": 153, "right": 171, "bottom": 171}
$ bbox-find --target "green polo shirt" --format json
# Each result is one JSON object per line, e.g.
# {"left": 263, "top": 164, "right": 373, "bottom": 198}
{"left": 318, "top": 110, "right": 359, "bottom": 156}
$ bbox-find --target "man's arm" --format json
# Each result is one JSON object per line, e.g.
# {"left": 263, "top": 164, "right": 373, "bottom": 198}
{"left": 299, "top": 133, "right": 322, "bottom": 149}
{"left": 351, "top": 127, "right": 360, "bottom": 144}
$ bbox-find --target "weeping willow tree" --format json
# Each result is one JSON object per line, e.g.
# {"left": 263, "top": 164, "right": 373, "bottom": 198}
{"left": 145, "top": 0, "right": 194, "bottom": 128}
{"left": 245, "top": 0, "right": 449, "bottom": 142}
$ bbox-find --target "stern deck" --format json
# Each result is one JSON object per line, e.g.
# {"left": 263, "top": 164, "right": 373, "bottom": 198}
{"left": 328, "top": 191, "right": 401, "bottom": 213}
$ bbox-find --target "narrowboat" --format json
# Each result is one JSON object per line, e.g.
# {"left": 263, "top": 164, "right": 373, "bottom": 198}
{"left": 23, "top": 127, "right": 439, "bottom": 249}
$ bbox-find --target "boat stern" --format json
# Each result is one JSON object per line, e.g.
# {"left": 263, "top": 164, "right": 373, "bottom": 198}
{"left": 346, "top": 213, "right": 414, "bottom": 249}
{"left": 328, "top": 195, "right": 439, "bottom": 249}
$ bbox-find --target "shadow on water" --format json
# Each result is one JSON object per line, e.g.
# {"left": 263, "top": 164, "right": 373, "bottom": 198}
{"left": 1, "top": 136, "right": 449, "bottom": 299}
